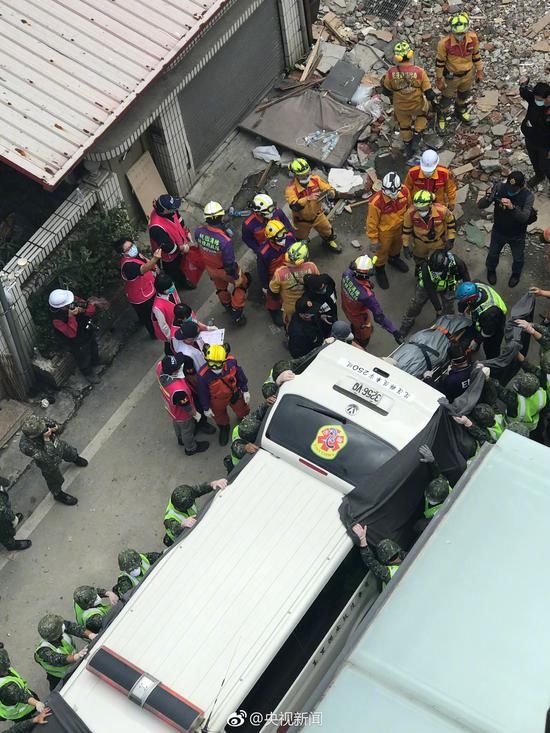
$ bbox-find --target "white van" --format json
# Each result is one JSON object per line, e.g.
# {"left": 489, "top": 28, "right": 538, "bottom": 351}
{"left": 52, "top": 342, "right": 443, "bottom": 732}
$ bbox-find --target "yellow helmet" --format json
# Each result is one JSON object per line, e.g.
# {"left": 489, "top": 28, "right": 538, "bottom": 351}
{"left": 450, "top": 12, "right": 469, "bottom": 33}
{"left": 205, "top": 344, "right": 227, "bottom": 369}
{"left": 265, "top": 219, "right": 287, "bottom": 242}
{"left": 285, "top": 241, "right": 309, "bottom": 265}
{"left": 393, "top": 40, "right": 414, "bottom": 63}
{"left": 204, "top": 201, "right": 225, "bottom": 220}
{"left": 351, "top": 255, "right": 374, "bottom": 279}
{"left": 413, "top": 190, "right": 435, "bottom": 209}
{"left": 289, "top": 158, "right": 311, "bottom": 177}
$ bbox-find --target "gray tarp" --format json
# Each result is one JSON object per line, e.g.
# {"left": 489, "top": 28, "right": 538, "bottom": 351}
{"left": 239, "top": 88, "right": 369, "bottom": 168}
{"left": 481, "top": 292, "right": 535, "bottom": 371}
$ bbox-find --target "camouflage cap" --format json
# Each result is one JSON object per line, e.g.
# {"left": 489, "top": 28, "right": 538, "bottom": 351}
{"left": 506, "top": 422, "right": 530, "bottom": 438}
{"left": 118, "top": 549, "right": 141, "bottom": 573}
{"left": 73, "top": 585, "right": 97, "bottom": 609}
{"left": 262, "top": 382, "right": 278, "bottom": 399}
{"left": 426, "top": 477, "right": 450, "bottom": 505}
{"left": 21, "top": 414, "right": 47, "bottom": 438}
{"left": 238, "top": 417, "right": 261, "bottom": 443}
{"left": 515, "top": 372, "right": 540, "bottom": 398}
{"left": 0, "top": 647, "right": 10, "bottom": 674}
{"left": 171, "top": 485, "right": 195, "bottom": 512}
{"left": 272, "top": 360, "right": 292, "bottom": 382}
{"left": 38, "top": 613, "right": 64, "bottom": 643}
{"left": 376, "top": 538, "right": 401, "bottom": 565}
{"left": 471, "top": 403, "right": 496, "bottom": 428}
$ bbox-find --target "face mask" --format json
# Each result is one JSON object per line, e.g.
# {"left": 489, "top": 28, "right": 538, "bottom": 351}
{"left": 384, "top": 190, "right": 399, "bottom": 199}
{"left": 94, "top": 595, "right": 103, "bottom": 607}
{"left": 129, "top": 568, "right": 141, "bottom": 578}
{"left": 535, "top": 99, "right": 545, "bottom": 107}
{"left": 298, "top": 177, "right": 311, "bottom": 186}
{"left": 421, "top": 170, "right": 434, "bottom": 178}
{"left": 418, "top": 209, "right": 430, "bottom": 218}
{"left": 61, "top": 624, "right": 66, "bottom": 634}
{"left": 166, "top": 286, "right": 176, "bottom": 295}
{"left": 453, "top": 33, "right": 465, "bottom": 41}
{"left": 127, "top": 244, "right": 138, "bottom": 257}
{"left": 210, "top": 366, "right": 223, "bottom": 374}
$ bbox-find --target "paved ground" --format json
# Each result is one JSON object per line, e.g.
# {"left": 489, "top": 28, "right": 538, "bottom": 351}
{"left": 0, "top": 131, "right": 548, "bottom": 716}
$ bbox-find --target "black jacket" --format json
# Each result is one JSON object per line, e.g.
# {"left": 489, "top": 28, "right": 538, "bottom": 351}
{"left": 304, "top": 274, "right": 338, "bottom": 337}
{"left": 287, "top": 315, "right": 324, "bottom": 358}
{"left": 478, "top": 183, "right": 534, "bottom": 237}
{"left": 520, "top": 84, "right": 550, "bottom": 147}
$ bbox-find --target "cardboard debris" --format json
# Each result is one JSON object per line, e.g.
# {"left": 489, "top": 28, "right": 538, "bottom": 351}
{"left": 322, "top": 11, "right": 349, "bottom": 45}
{"left": 366, "top": 28, "right": 393, "bottom": 42}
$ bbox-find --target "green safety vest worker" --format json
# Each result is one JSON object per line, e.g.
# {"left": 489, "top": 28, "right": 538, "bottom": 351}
{"left": 34, "top": 634, "right": 76, "bottom": 678}
{"left": 163, "top": 502, "right": 197, "bottom": 543}
{"left": 0, "top": 668, "right": 35, "bottom": 721}
{"left": 471, "top": 284, "right": 507, "bottom": 331}
{"left": 511, "top": 389, "right": 548, "bottom": 432}
{"left": 73, "top": 602, "right": 110, "bottom": 628}
{"left": 487, "top": 413, "right": 506, "bottom": 442}
{"left": 230, "top": 424, "right": 242, "bottom": 466}
{"left": 384, "top": 565, "right": 400, "bottom": 585}
{"left": 418, "top": 262, "right": 458, "bottom": 292}
{"left": 118, "top": 554, "right": 151, "bottom": 589}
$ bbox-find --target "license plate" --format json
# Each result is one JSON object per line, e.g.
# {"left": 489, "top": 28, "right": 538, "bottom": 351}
{"left": 350, "top": 381, "right": 382, "bottom": 405}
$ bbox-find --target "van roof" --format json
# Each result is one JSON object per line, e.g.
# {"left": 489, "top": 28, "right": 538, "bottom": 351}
{"left": 283, "top": 341, "right": 442, "bottom": 450}
{"left": 312, "top": 431, "right": 550, "bottom": 733}
{"left": 61, "top": 450, "right": 352, "bottom": 731}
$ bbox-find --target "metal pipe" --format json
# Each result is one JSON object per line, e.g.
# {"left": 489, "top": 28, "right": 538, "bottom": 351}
{"left": 0, "top": 278, "right": 34, "bottom": 394}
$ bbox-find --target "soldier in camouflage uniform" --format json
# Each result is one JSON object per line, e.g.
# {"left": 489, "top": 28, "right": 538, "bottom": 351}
{"left": 0, "top": 643, "right": 44, "bottom": 723}
{"left": 19, "top": 415, "right": 88, "bottom": 506}
{"left": 352, "top": 524, "right": 406, "bottom": 586}
{"left": 114, "top": 548, "right": 163, "bottom": 598}
{"left": 0, "top": 488, "right": 31, "bottom": 552}
{"left": 413, "top": 445, "right": 453, "bottom": 535}
{"left": 224, "top": 404, "right": 270, "bottom": 473}
{"left": 163, "top": 479, "right": 227, "bottom": 546}
{"left": 4, "top": 708, "right": 51, "bottom": 732}
{"left": 73, "top": 585, "right": 118, "bottom": 633}
{"left": 34, "top": 613, "right": 95, "bottom": 690}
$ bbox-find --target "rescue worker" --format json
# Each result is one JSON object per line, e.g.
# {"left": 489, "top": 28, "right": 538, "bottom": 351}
{"left": 156, "top": 353, "right": 210, "bottom": 455}
{"left": 0, "top": 644, "right": 44, "bottom": 723}
{"left": 171, "top": 320, "right": 207, "bottom": 374}
{"left": 470, "top": 403, "right": 507, "bottom": 443}
{"left": 381, "top": 41, "right": 437, "bottom": 158}
{"left": 19, "top": 416, "right": 87, "bottom": 506}
{"left": 404, "top": 150, "right": 457, "bottom": 210}
{"left": 423, "top": 342, "right": 473, "bottom": 402}
{"left": 287, "top": 297, "right": 325, "bottom": 358}
{"left": 516, "top": 315, "right": 550, "bottom": 359}
{"left": 435, "top": 12, "right": 483, "bottom": 129}
{"left": 241, "top": 194, "right": 293, "bottom": 254}
{"left": 0, "top": 487, "right": 31, "bottom": 552}
{"left": 172, "top": 302, "right": 215, "bottom": 335}
{"left": 268, "top": 241, "right": 320, "bottom": 325}
{"left": 197, "top": 344, "right": 250, "bottom": 446}
{"left": 399, "top": 249, "right": 469, "bottom": 336}
{"left": 148, "top": 194, "right": 195, "bottom": 290}
{"left": 226, "top": 404, "right": 269, "bottom": 473}
{"left": 195, "top": 202, "right": 250, "bottom": 326}
{"left": 48, "top": 289, "right": 101, "bottom": 384}
{"left": 352, "top": 524, "right": 406, "bottom": 585}
{"left": 114, "top": 548, "right": 162, "bottom": 598}
{"left": 285, "top": 158, "right": 340, "bottom": 253}
{"left": 366, "top": 171, "right": 410, "bottom": 290}
{"left": 303, "top": 273, "right": 338, "bottom": 337}
{"left": 455, "top": 281, "right": 507, "bottom": 358}
{"left": 151, "top": 274, "right": 180, "bottom": 354}
{"left": 261, "top": 359, "right": 297, "bottom": 403}
{"left": 491, "top": 372, "right": 548, "bottom": 436}
{"left": 113, "top": 237, "right": 161, "bottom": 338}
{"left": 519, "top": 79, "right": 550, "bottom": 188}
{"left": 258, "top": 220, "right": 295, "bottom": 326}
{"left": 72, "top": 586, "right": 118, "bottom": 633}
{"left": 341, "top": 256, "right": 403, "bottom": 348}
{"left": 412, "top": 444, "right": 453, "bottom": 536}
{"left": 478, "top": 171, "right": 535, "bottom": 288}
{"left": 505, "top": 422, "right": 531, "bottom": 438}
{"left": 5, "top": 708, "right": 51, "bottom": 732}
{"left": 402, "top": 190, "right": 456, "bottom": 262}
{"left": 163, "top": 478, "right": 228, "bottom": 546}
{"left": 34, "top": 613, "right": 95, "bottom": 690}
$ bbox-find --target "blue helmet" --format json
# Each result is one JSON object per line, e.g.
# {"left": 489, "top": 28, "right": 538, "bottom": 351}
{"left": 455, "top": 282, "right": 479, "bottom": 302}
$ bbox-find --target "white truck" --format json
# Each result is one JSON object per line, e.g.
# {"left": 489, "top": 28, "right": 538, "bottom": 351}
{"left": 49, "top": 341, "right": 443, "bottom": 733}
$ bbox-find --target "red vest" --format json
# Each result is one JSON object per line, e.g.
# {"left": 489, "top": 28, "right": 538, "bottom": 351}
{"left": 149, "top": 211, "right": 189, "bottom": 263}
{"left": 120, "top": 255, "right": 156, "bottom": 304}
{"left": 151, "top": 293, "right": 180, "bottom": 341}
{"left": 156, "top": 361, "right": 195, "bottom": 421}
{"left": 199, "top": 362, "right": 238, "bottom": 401}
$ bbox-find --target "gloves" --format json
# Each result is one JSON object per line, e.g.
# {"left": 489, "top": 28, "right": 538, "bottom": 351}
{"left": 207, "top": 325, "right": 218, "bottom": 331}
{"left": 403, "top": 245, "right": 412, "bottom": 260}
{"left": 262, "top": 288, "right": 268, "bottom": 296}
{"left": 192, "top": 412, "right": 202, "bottom": 423}
{"left": 74, "top": 648, "right": 88, "bottom": 661}
{"left": 393, "top": 330, "right": 404, "bottom": 345}
{"left": 515, "top": 319, "right": 535, "bottom": 335}
{"left": 181, "top": 516, "right": 197, "bottom": 529}
{"left": 275, "top": 370, "right": 295, "bottom": 386}
{"left": 243, "top": 391, "right": 250, "bottom": 405}
{"left": 418, "top": 445, "right": 435, "bottom": 463}
{"left": 35, "top": 701, "right": 46, "bottom": 713}
{"left": 211, "top": 478, "right": 228, "bottom": 491}
{"left": 204, "top": 408, "right": 215, "bottom": 419}
{"left": 480, "top": 366, "right": 490, "bottom": 379}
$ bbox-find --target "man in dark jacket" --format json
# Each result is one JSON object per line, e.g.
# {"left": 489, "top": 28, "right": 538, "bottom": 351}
{"left": 287, "top": 297, "right": 325, "bottom": 358}
{"left": 478, "top": 171, "right": 535, "bottom": 288}
{"left": 303, "top": 273, "right": 338, "bottom": 337}
{"left": 519, "top": 80, "right": 550, "bottom": 188}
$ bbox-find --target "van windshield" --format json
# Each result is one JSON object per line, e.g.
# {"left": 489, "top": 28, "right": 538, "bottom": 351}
{"left": 266, "top": 395, "right": 397, "bottom": 483}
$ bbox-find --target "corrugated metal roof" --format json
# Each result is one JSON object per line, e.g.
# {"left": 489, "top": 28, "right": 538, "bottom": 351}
{"left": 0, "top": 0, "right": 229, "bottom": 188}
{"left": 313, "top": 431, "right": 550, "bottom": 733}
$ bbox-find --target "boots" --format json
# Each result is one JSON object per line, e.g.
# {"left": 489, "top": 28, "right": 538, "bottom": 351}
{"left": 195, "top": 416, "right": 216, "bottom": 435}
{"left": 74, "top": 456, "right": 88, "bottom": 467}
{"left": 411, "top": 132, "right": 422, "bottom": 152}
{"left": 55, "top": 491, "right": 78, "bottom": 506}
{"left": 388, "top": 255, "right": 409, "bottom": 273}
{"left": 374, "top": 266, "right": 389, "bottom": 290}
{"left": 454, "top": 106, "right": 472, "bottom": 125}
{"left": 185, "top": 441, "right": 209, "bottom": 456}
{"left": 218, "top": 425, "right": 230, "bottom": 446}
{"left": 269, "top": 309, "right": 284, "bottom": 327}
{"left": 4, "top": 539, "right": 32, "bottom": 551}
{"left": 232, "top": 308, "right": 247, "bottom": 327}
{"left": 323, "top": 237, "right": 342, "bottom": 253}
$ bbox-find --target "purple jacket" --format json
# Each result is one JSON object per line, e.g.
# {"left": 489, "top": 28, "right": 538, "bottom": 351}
{"left": 194, "top": 224, "right": 236, "bottom": 275}
{"left": 341, "top": 268, "right": 396, "bottom": 334}
{"left": 197, "top": 356, "right": 248, "bottom": 410}
{"left": 241, "top": 208, "right": 293, "bottom": 254}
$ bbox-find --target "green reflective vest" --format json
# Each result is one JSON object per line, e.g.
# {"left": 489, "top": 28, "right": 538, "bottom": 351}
{"left": 512, "top": 389, "right": 548, "bottom": 432}
{"left": 34, "top": 633, "right": 75, "bottom": 678}
{"left": 74, "top": 601, "right": 110, "bottom": 628}
{"left": 488, "top": 413, "right": 506, "bottom": 441}
{"left": 424, "top": 484, "right": 453, "bottom": 519}
{"left": 164, "top": 503, "right": 197, "bottom": 542}
{"left": 418, "top": 256, "right": 458, "bottom": 292}
{"left": 383, "top": 564, "right": 400, "bottom": 586}
{"left": 0, "top": 668, "right": 34, "bottom": 721}
{"left": 471, "top": 284, "right": 507, "bottom": 331}
{"left": 230, "top": 424, "right": 241, "bottom": 466}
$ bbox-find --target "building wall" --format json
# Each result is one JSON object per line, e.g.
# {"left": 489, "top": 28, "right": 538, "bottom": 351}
{"left": 278, "top": 0, "right": 308, "bottom": 64}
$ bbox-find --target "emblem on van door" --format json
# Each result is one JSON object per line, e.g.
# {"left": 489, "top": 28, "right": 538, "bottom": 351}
{"left": 346, "top": 403, "right": 358, "bottom": 416}
{"left": 310, "top": 425, "right": 348, "bottom": 460}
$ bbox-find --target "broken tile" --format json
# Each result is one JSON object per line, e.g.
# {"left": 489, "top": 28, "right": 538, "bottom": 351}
{"left": 453, "top": 162, "right": 475, "bottom": 177}
{"left": 479, "top": 159, "right": 502, "bottom": 172}
{"left": 456, "top": 184, "right": 470, "bottom": 204}
{"left": 464, "top": 223, "right": 487, "bottom": 248}
{"left": 438, "top": 150, "right": 456, "bottom": 167}
{"left": 476, "top": 90, "right": 499, "bottom": 114}
{"left": 317, "top": 40, "right": 347, "bottom": 74}
{"left": 492, "top": 123, "right": 508, "bottom": 136}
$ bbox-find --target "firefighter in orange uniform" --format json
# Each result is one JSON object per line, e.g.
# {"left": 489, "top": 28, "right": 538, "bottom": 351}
{"left": 404, "top": 150, "right": 457, "bottom": 210}
{"left": 402, "top": 190, "right": 457, "bottom": 262}
{"left": 258, "top": 220, "right": 296, "bottom": 327}
{"left": 269, "top": 241, "right": 320, "bottom": 325}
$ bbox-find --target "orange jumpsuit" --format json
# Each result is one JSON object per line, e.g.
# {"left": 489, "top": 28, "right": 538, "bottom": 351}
{"left": 285, "top": 176, "right": 335, "bottom": 241}
{"left": 269, "top": 261, "right": 320, "bottom": 324}
{"left": 382, "top": 63, "right": 433, "bottom": 142}
{"left": 402, "top": 204, "right": 457, "bottom": 259}
{"left": 366, "top": 186, "right": 410, "bottom": 266}
{"left": 436, "top": 32, "right": 482, "bottom": 108}
{"left": 404, "top": 166, "right": 457, "bottom": 208}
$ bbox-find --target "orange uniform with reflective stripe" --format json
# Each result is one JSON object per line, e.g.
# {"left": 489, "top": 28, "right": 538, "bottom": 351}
{"left": 404, "top": 166, "right": 457, "bottom": 207}
{"left": 402, "top": 204, "right": 456, "bottom": 259}
{"left": 436, "top": 32, "right": 482, "bottom": 78}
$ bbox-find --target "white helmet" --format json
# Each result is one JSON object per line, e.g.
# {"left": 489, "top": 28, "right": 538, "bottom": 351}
{"left": 204, "top": 201, "right": 225, "bottom": 220}
{"left": 251, "top": 194, "right": 275, "bottom": 216}
{"left": 382, "top": 172, "right": 401, "bottom": 197}
{"left": 351, "top": 255, "right": 375, "bottom": 279}
{"left": 420, "top": 149, "right": 439, "bottom": 175}
{"left": 48, "top": 289, "right": 74, "bottom": 309}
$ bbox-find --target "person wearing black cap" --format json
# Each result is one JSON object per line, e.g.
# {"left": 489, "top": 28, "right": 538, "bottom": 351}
{"left": 287, "top": 296, "right": 325, "bottom": 358}
{"left": 303, "top": 273, "right": 338, "bottom": 338}
{"left": 519, "top": 79, "right": 550, "bottom": 188}
{"left": 155, "top": 353, "right": 210, "bottom": 455}
{"left": 148, "top": 194, "right": 195, "bottom": 290}
{"left": 171, "top": 320, "right": 207, "bottom": 374}
{"left": 478, "top": 170, "right": 535, "bottom": 288}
